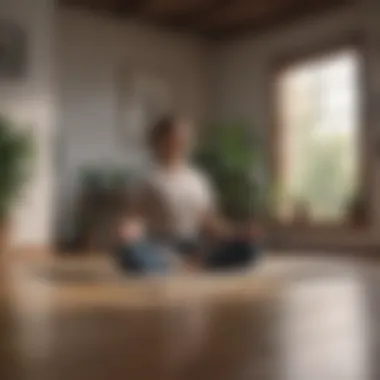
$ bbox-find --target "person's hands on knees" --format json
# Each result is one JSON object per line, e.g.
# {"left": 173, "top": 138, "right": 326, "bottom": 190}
{"left": 202, "top": 213, "right": 264, "bottom": 243}
{"left": 238, "top": 220, "right": 264, "bottom": 242}
{"left": 118, "top": 218, "right": 145, "bottom": 244}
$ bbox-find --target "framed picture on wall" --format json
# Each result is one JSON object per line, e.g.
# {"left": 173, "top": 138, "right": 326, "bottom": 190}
{"left": 0, "top": 21, "right": 27, "bottom": 79}
{"left": 117, "top": 66, "right": 172, "bottom": 150}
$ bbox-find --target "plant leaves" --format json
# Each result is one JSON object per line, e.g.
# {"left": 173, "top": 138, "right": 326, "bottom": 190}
{"left": 0, "top": 115, "right": 34, "bottom": 218}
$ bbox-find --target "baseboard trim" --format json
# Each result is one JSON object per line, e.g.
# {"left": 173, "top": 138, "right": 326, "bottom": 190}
{"left": 7, "top": 245, "right": 53, "bottom": 260}
{"left": 267, "top": 242, "right": 380, "bottom": 258}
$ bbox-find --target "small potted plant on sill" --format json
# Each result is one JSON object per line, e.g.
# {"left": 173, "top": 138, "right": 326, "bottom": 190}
{"left": 347, "top": 193, "right": 368, "bottom": 228}
{"left": 0, "top": 114, "right": 33, "bottom": 252}
{"left": 292, "top": 198, "right": 312, "bottom": 226}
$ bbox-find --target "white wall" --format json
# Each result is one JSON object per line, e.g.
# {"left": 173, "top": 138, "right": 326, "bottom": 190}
{"left": 57, "top": 9, "right": 209, "bottom": 241}
{"left": 2, "top": 1, "right": 377, "bottom": 248}
{"left": 0, "top": 0, "right": 56, "bottom": 247}
{"left": 212, "top": 1, "right": 380, "bottom": 247}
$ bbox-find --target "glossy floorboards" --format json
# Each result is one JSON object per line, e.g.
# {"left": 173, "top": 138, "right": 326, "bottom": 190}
{"left": 0, "top": 252, "right": 377, "bottom": 380}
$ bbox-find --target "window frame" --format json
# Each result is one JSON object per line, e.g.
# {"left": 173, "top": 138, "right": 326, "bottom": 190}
{"left": 268, "top": 34, "right": 372, "bottom": 230}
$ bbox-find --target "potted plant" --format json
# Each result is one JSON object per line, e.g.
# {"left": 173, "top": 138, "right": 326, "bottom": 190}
{"left": 193, "top": 121, "right": 268, "bottom": 222}
{"left": 292, "top": 198, "right": 312, "bottom": 225}
{"left": 73, "top": 166, "right": 131, "bottom": 250}
{"left": 0, "top": 114, "right": 33, "bottom": 251}
{"left": 347, "top": 193, "right": 368, "bottom": 227}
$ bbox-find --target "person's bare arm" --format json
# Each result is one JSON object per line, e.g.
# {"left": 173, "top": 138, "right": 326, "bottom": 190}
{"left": 201, "top": 211, "right": 235, "bottom": 241}
{"left": 117, "top": 181, "right": 154, "bottom": 243}
{"left": 198, "top": 173, "right": 262, "bottom": 242}
{"left": 202, "top": 209, "right": 262, "bottom": 242}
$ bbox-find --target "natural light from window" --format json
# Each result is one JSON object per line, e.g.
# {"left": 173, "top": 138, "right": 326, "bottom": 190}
{"left": 276, "top": 49, "right": 361, "bottom": 224}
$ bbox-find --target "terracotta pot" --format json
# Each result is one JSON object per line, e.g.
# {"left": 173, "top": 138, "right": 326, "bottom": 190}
{"left": 0, "top": 220, "right": 10, "bottom": 254}
{"left": 292, "top": 201, "right": 311, "bottom": 225}
{"left": 349, "top": 200, "right": 367, "bottom": 227}
{"left": 0, "top": 224, "right": 13, "bottom": 307}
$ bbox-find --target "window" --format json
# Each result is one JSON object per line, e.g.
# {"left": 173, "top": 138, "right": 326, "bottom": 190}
{"left": 273, "top": 46, "right": 365, "bottom": 225}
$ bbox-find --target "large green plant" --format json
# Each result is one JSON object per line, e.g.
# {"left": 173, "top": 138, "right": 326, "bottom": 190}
{"left": 193, "top": 122, "right": 267, "bottom": 221}
{"left": 0, "top": 115, "right": 33, "bottom": 220}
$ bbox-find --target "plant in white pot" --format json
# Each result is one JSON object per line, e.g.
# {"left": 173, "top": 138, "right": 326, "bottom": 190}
{"left": 0, "top": 114, "right": 33, "bottom": 251}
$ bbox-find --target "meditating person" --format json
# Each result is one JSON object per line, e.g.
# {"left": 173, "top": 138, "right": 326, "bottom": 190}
{"left": 115, "top": 115, "right": 262, "bottom": 273}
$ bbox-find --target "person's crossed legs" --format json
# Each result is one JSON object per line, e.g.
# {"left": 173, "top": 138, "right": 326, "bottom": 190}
{"left": 115, "top": 238, "right": 260, "bottom": 274}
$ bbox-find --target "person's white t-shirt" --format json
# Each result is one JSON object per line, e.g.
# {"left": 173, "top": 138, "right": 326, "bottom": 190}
{"left": 136, "top": 164, "right": 215, "bottom": 240}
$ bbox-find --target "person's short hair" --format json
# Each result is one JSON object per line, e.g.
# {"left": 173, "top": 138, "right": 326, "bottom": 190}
{"left": 148, "top": 115, "right": 178, "bottom": 150}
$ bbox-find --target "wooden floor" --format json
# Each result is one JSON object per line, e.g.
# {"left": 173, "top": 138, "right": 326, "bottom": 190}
{"left": 0, "top": 252, "right": 377, "bottom": 380}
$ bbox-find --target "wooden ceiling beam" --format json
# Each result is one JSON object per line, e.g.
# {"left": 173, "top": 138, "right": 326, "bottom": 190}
{"left": 115, "top": 0, "right": 148, "bottom": 14}
{"left": 60, "top": 0, "right": 352, "bottom": 39}
{"left": 207, "top": 0, "right": 350, "bottom": 39}
{"left": 141, "top": 0, "right": 207, "bottom": 15}
{"left": 149, "top": 0, "right": 235, "bottom": 30}
{"left": 198, "top": 0, "right": 290, "bottom": 27}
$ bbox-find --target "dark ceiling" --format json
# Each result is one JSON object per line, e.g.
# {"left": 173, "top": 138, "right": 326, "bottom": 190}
{"left": 61, "top": 0, "right": 350, "bottom": 38}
